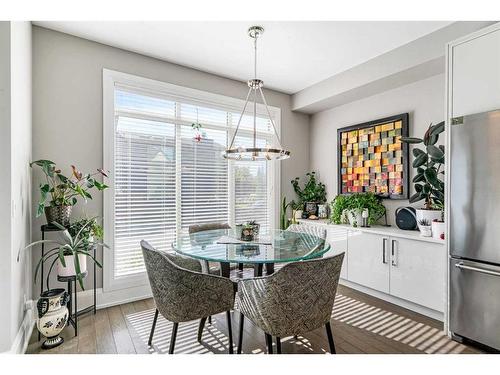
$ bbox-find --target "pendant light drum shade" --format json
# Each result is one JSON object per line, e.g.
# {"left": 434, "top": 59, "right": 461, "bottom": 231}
{"left": 222, "top": 26, "right": 290, "bottom": 161}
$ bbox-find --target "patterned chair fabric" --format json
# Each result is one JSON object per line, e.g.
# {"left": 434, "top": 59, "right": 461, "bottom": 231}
{"left": 189, "top": 223, "right": 231, "bottom": 274}
{"left": 286, "top": 223, "right": 327, "bottom": 242}
{"left": 188, "top": 222, "right": 231, "bottom": 234}
{"left": 141, "top": 240, "right": 235, "bottom": 323}
{"left": 236, "top": 253, "right": 344, "bottom": 337}
{"left": 272, "top": 223, "right": 329, "bottom": 273}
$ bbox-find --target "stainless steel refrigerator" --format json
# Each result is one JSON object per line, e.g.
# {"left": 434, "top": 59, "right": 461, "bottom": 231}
{"left": 449, "top": 109, "right": 500, "bottom": 351}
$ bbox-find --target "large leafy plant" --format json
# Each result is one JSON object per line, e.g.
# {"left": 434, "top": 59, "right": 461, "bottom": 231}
{"left": 400, "top": 122, "right": 444, "bottom": 210}
{"left": 291, "top": 172, "right": 327, "bottom": 205}
{"left": 25, "top": 218, "right": 108, "bottom": 290}
{"left": 31, "top": 160, "right": 109, "bottom": 216}
{"left": 330, "top": 193, "right": 386, "bottom": 225}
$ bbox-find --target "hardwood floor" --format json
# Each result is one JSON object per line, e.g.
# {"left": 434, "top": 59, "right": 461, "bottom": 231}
{"left": 26, "top": 285, "right": 480, "bottom": 354}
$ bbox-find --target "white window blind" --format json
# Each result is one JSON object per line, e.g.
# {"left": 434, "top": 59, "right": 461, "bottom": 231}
{"left": 107, "top": 75, "right": 280, "bottom": 284}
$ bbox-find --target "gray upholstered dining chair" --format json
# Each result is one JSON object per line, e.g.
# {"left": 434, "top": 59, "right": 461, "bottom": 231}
{"left": 235, "top": 252, "right": 344, "bottom": 354}
{"left": 271, "top": 223, "right": 328, "bottom": 273}
{"left": 188, "top": 222, "right": 231, "bottom": 275}
{"left": 286, "top": 223, "right": 327, "bottom": 242}
{"left": 141, "top": 240, "right": 236, "bottom": 354}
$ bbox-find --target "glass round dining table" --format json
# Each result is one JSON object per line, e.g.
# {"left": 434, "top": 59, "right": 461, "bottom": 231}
{"left": 172, "top": 228, "right": 330, "bottom": 277}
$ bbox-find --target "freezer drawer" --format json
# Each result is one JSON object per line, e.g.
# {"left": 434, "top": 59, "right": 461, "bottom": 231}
{"left": 450, "top": 258, "right": 500, "bottom": 350}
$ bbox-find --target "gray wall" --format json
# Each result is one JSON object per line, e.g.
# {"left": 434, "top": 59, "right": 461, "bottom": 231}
{"left": 309, "top": 73, "right": 445, "bottom": 225}
{"left": 0, "top": 20, "right": 13, "bottom": 353}
{"left": 0, "top": 21, "right": 32, "bottom": 353}
{"left": 32, "top": 26, "right": 309, "bottom": 292}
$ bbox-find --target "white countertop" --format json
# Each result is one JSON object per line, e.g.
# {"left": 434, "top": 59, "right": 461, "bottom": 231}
{"left": 297, "top": 219, "right": 445, "bottom": 245}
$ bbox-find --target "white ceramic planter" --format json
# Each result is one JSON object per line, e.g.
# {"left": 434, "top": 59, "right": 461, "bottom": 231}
{"left": 57, "top": 254, "right": 87, "bottom": 277}
{"left": 294, "top": 210, "right": 303, "bottom": 220}
{"left": 420, "top": 226, "right": 432, "bottom": 237}
{"left": 346, "top": 209, "right": 363, "bottom": 227}
{"left": 415, "top": 209, "right": 442, "bottom": 231}
{"left": 431, "top": 221, "right": 446, "bottom": 240}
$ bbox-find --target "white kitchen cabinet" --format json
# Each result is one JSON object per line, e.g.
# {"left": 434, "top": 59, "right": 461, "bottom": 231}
{"left": 347, "top": 231, "right": 390, "bottom": 293}
{"left": 451, "top": 23, "right": 500, "bottom": 118}
{"left": 389, "top": 237, "right": 445, "bottom": 312}
{"left": 325, "top": 226, "right": 348, "bottom": 280}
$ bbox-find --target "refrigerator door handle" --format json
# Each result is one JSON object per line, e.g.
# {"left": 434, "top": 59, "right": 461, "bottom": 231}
{"left": 455, "top": 262, "right": 500, "bottom": 278}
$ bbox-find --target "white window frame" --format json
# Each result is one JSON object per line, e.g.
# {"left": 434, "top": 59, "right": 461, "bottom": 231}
{"left": 103, "top": 69, "right": 281, "bottom": 293}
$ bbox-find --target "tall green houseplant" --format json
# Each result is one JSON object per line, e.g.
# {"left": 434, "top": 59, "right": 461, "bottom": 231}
{"left": 400, "top": 121, "right": 445, "bottom": 210}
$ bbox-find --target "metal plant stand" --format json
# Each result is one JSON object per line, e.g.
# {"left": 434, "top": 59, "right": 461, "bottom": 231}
{"left": 38, "top": 224, "right": 97, "bottom": 340}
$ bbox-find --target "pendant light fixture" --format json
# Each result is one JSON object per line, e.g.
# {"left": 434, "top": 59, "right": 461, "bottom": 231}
{"left": 223, "top": 26, "right": 290, "bottom": 161}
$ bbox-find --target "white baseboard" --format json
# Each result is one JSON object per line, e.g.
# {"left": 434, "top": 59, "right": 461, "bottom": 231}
{"left": 339, "top": 278, "right": 444, "bottom": 322}
{"left": 77, "top": 284, "right": 152, "bottom": 311}
{"left": 10, "top": 304, "right": 35, "bottom": 354}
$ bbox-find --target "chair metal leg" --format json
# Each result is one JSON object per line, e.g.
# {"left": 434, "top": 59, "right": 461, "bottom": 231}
{"left": 237, "top": 312, "right": 244, "bottom": 354}
{"left": 198, "top": 316, "right": 207, "bottom": 342}
{"left": 325, "top": 321, "right": 336, "bottom": 354}
{"left": 276, "top": 337, "right": 282, "bottom": 354}
{"left": 226, "top": 311, "right": 234, "bottom": 354}
{"left": 265, "top": 333, "right": 273, "bottom": 354}
{"left": 148, "top": 309, "right": 159, "bottom": 346}
{"left": 169, "top": 322, "right": 179, "bottom": 354}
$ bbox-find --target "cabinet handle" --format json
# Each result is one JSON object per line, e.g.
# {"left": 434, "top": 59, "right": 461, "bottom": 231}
{"left": 382, "top": 238, "right": 388, "bottom": 264}
{"left": 391, "top": 239, "right": 397, "bottom": 266}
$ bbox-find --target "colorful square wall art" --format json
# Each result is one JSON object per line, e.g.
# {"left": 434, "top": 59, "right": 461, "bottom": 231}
{"left": 337, "top": 113, "right": 409, "bottom": 199}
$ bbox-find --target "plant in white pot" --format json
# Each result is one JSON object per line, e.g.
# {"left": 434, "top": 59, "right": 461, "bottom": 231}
{"left": 330, "top": 192, "right": 386, "bottom": 227}
{"left": 25, "top": 217, "right": 108, "bottom": 290}
{"left": 401, "top": 121, "right": 445, "bottom": 232}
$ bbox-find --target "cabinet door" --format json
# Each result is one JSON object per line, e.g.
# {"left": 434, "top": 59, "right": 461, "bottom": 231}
{"left": 389, "top": 237, "right": 445, "bottom": 312}
{"left": 452, "top": 26, "right": 500, "bottom": 117}
{"left": 347, "top": 231, "right": 390, "bottom": 293}
{"left": 325, "top": 226, "right": 348, "bottom": 279}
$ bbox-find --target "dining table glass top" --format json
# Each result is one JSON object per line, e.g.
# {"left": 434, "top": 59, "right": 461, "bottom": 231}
{"left": 172, "top": 228, "right": 330, "bottom": 264}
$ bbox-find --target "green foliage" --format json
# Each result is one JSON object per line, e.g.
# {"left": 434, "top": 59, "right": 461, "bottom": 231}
{"left": 291, "top": 172, "right": 327, "bottom": 205}
{"left": 31, "top": 160, "right": 109, "bottom": 217}
{"left": 330, "top": 193, "right": 386, "bottom": 225}
{"left": 280, "top": 196, "right": 293, "bottom": 230}
{"left": 400, "top": 121, "right": 445, "bottom": 210}
{"left": 68, "top": 217, "right": 104, "bottom": 251}
{"left": 25, "top": 218, "right": 109, "bottom": 290}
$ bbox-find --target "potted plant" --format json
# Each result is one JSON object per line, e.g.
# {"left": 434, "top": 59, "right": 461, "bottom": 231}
{"left": 25, "top": 218, "right": 108, "bottom": 290}
{"left": 31, "top": 160, "right": 109, "bottom": 226}
{"left": 291, "top": 171, "right": 327, "bottom": 219}
{"left": 418, "top": 219, "right": 432, "bottom": 237}
{"left": 330, "top": 192, "right": 386, "bottom": 227}
{"left": 400, "top": 121, "right": 445, "bottom": 232}
{"left": 55, "top": 217, "right": 104, "bottom": 277}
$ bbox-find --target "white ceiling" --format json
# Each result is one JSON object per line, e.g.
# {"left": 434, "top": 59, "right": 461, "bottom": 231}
{"left": 34, "top": 21, "right": 452, "bottom": 94}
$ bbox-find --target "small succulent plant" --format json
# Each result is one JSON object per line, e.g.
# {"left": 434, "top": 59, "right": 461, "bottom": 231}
{"left": 418, "top": 219, "right": 431, "bottom": 227}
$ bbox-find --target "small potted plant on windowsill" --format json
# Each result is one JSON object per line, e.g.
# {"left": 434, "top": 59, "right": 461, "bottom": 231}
{"left": 30, "top": 160, "right": 109, "bottom": 226}
{"left": 400, "top": 121, "right": 445, "bottom": 232}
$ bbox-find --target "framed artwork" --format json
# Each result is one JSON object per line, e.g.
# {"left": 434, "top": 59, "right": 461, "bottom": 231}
{"left": 337, "top": 113, "right": 409, "bottom": 199}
